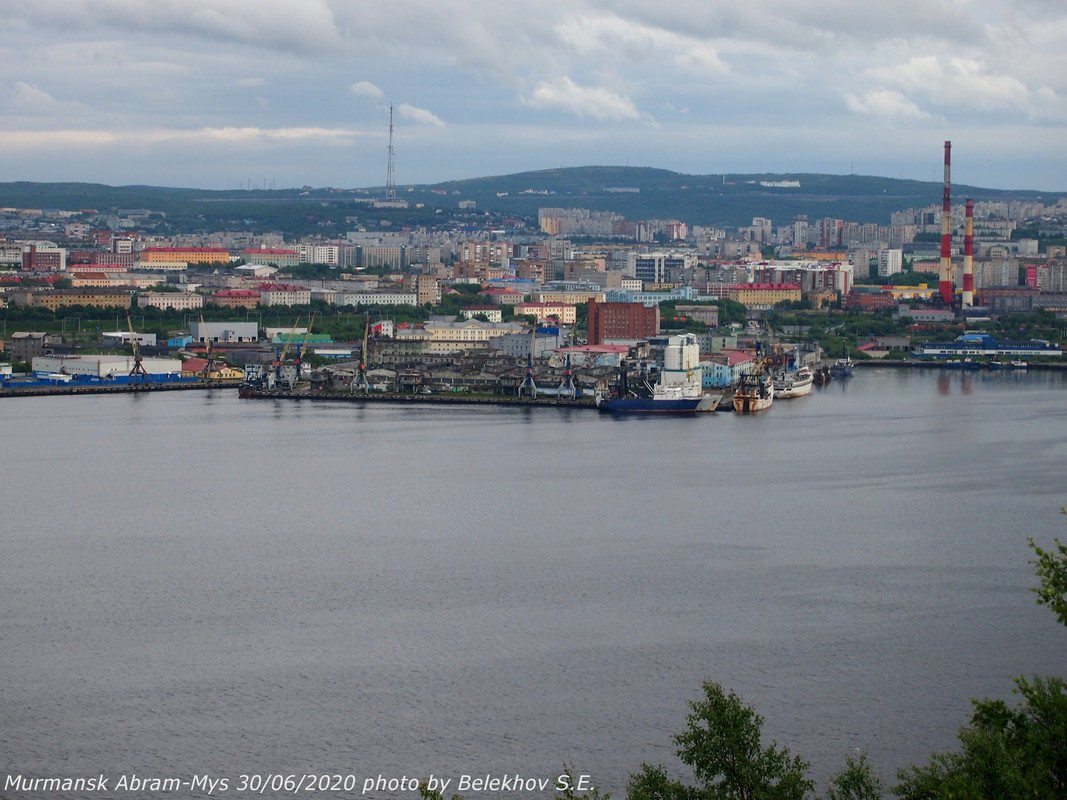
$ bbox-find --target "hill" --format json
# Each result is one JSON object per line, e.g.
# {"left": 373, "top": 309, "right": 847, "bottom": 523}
{"left": 1, "top": 167, "right": 1061, "bottom": 235}
{"left": 414, "top": 166, "right": 1060, "bottom": 228}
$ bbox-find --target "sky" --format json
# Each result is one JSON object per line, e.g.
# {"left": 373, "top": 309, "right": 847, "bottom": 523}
{"left": 2, "top": 0, "right": 1066, "bottom": 192}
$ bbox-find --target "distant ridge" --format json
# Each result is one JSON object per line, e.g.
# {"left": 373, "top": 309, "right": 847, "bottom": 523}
{"left": 1, "top": 167, "right": 1060, "bottom": 230}
{"left": 419, "top": 166, "right": 1058, "bottom": 227}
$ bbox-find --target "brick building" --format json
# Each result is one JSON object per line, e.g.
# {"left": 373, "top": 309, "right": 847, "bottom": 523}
{"left": 587, "top": 299, "right": 659, "bottom": 345}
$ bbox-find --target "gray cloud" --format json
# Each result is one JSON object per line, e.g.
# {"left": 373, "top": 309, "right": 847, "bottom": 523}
{"left": 0, "top": 0, "right": 1063, "bottom": 189}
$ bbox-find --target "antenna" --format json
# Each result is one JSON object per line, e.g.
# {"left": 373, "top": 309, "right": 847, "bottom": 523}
{"left": 385, "top": 105, "right": 396, "bottom": 200}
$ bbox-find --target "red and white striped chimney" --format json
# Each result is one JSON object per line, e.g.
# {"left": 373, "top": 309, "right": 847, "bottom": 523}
{"left": 939, "top": 141, "right": 954, "bottom": 306}
{"left": 962, "top": 199, "right": 974, "bottom": 308}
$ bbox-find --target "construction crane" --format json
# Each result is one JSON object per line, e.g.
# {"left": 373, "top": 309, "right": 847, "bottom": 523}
{"left": 125, "top": 310, "right": 149, "bottom": 384}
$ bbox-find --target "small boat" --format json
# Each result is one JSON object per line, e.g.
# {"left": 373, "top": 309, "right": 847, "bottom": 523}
{"left": 773, "top": 366, "right": 814, "bottom": 399}
{"left": 733, "top": 366, "right": 774, "bottom": 413}
{"left": 1007, "top": 360, "right": 1028, "bottom": 370}
{"left": 830, "top": 356, "right": 854, "bottom": 377}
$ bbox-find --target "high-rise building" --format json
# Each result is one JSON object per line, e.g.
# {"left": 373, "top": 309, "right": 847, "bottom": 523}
{"left": 878, "top": 249, "right": 903, "bottom": 278}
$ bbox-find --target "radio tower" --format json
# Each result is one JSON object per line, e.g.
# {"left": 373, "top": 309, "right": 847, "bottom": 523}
{"left": 385, "top": 105, "right": 397, "bottom": 201}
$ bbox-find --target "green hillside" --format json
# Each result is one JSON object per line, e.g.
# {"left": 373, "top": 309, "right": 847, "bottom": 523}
{"left": 2, "top": 167, "right": 1061, "bottom": 235}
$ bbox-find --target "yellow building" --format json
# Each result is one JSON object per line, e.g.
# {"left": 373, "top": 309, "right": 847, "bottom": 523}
{"left": 139, "top": 248, "right": 230, "bottom": 265}
{"left": 180, "top": 358, "right": 244, "bottom": 380}
{"left": 12, "top": 288, "right": 132, "bottom": 311}
{"left": 514, "top": 302, "right": 577, "bottom": 324}
{"left": 728, "top": 283, "right": 802, "bottom": 308}
{"left": 530, "top": 290, "right": 606, "bottom": 305}
{"left": 399, "top": 320, "right": 524, "bottom": 353}
{"left": 853, "top": 283, "right": 937, "bottom": 301}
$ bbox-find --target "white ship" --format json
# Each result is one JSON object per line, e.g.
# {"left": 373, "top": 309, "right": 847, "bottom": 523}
{"left": 773, "top": 365, "right": 814, "bottom": 399}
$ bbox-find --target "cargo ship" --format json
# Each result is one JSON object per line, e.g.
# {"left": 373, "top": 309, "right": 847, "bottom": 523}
{"left": 597, "top": 334, "right": 704, "bottom": 414}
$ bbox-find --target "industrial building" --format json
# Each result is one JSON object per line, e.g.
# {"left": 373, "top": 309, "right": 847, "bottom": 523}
{"left": 32, "top": 355, "right": 183, "bottom": 379}
{"left": 191, "top": 321, "right": 258, "bottom": 343}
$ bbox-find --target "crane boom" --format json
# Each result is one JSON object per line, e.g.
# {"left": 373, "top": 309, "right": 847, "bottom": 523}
{"left": 277, "top": 316, "right": 302, "bottom": 363}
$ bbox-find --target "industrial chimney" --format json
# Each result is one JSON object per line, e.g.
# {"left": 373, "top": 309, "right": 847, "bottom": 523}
{"left": 939, "top": 141, "right": 954, "bottom": 306}
{"left": 962, "top": 198, "right": 974, "bottom": 308}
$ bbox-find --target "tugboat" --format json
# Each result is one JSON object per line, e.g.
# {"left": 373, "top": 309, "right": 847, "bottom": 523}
{"left": 597, "top": 334, "right": 703, "bottom": 414}
{"left": 830, "top": 356, "right": 854, "bottom": 377}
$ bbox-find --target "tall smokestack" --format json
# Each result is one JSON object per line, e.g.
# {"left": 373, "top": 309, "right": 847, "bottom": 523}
{"left": 962, "top": 198, "right": 974, "bottom": 308}
{"left": 939, "top": 141, "right": 954, "bottom": 306}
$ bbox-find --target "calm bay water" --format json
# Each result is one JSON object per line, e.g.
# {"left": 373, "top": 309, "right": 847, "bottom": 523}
{"left": 3, "top": 366, "right": 1067, "bottom": 798}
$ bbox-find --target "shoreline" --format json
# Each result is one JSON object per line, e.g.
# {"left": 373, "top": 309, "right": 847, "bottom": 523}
{"left": 239, "top": 388, "right": 598, "bottom": 409}
{"left": 3, "top": 359, "right": 1064, "bottom": 399}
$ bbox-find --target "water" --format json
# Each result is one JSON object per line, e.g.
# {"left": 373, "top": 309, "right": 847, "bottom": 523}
{"left": 2, "top": 367, "right": 1067, "bottom": 798}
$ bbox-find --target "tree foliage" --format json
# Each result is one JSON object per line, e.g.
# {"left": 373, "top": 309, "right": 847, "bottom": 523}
{"left": 892, "top": 515, "right": 1067, "bottom": 799}
{"left": 825, "top": 753, "right": 883, "bottom": 800}
{"left": 1030, "top": 516, "right": 1067, "bottom": 628}
{"left": 627, "top": 680, "right": 813, "bottom": 800}
{"left": 892, "top": 676, "right": 1067, "bottom": 799}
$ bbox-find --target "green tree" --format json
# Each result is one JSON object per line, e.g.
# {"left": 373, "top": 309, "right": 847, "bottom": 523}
{"left": 627, "top": 680, "right": 814, "bottom": 800}
{"left": 824, "top": 753, "right": 883, "bottom": 800}
{"left": 892, "top": 516, "right": 1067, "bottom": 799}
{"left": 1030, "top": 515, "right": 1067, "bottom": 627}
{"left": 892, "top": 676, "right": 1067, "bottom": 799}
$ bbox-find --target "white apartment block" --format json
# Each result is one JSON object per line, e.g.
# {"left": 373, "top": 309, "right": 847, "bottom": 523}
{"left": 338, "top": 291, "right": 418, "bottom": 307}
{"left": 878, "top": 249, "right": 903, "bottom": 278}
{"left": 299, "top": 244, "right": 340, "bottom": 266}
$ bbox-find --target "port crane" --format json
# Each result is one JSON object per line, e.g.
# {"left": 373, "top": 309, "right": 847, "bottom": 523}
{"left": 352, "top": 315, "right": 371, "bottom": 394}
{"left": 557, "top": 326, "right": 577, "bottom": 400}
{"left": 125, "top": 310, "right": 149, "bottom": 384}
{"left": 198, "top": 312, "right": 218, "bottom": 381}
{"left": 295, "top": 311, "right": 317, "bottom": 377}
{"left": 519, "top": 325, "right": 537, "bottom": 398}
{"left": 273, "top": 316, "right": 302, "bottom": 389}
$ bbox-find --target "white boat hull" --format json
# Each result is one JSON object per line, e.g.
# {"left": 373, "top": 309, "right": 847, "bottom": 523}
{"left": 772, "top": 366, "right": 813, "bottom": 399}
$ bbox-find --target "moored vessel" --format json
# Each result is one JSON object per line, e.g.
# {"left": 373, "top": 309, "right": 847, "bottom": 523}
{"left": 597, "top": 334, "right": 703, "bottom": 414}
{"left": 733, "top": 366, "right": 774, "bottom": 413}
{"left": 830, "top": 356, "right": 854, "bottom": 377}
{"left": 772, "top": 365, "right": 813, "bottom": 399}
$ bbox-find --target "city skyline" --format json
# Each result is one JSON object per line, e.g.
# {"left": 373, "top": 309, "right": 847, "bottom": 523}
{"left": 2, "top": 0, "right": 1065, "bottom": 192}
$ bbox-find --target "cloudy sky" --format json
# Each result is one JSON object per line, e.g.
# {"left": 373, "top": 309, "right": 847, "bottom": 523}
{"left": 2, "top": 0, "right": 1065, "bottom": 191}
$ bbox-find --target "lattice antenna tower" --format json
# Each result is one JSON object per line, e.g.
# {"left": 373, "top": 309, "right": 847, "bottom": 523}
{"left": 385, "top": 104, "right": 396, "bottom": 200}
